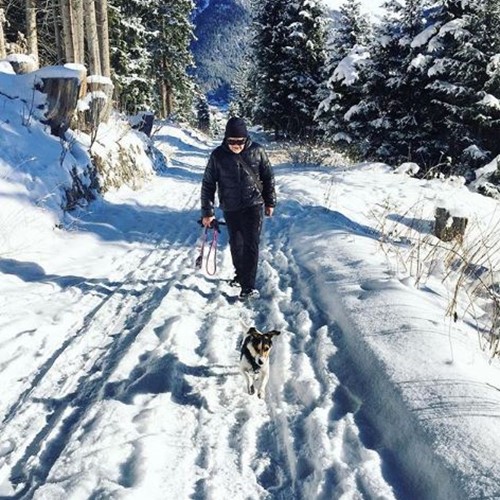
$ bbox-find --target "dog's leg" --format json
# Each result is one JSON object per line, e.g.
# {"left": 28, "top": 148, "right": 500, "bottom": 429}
{"left": 257, "top": 370, "right": 269, "bottom": 399}
{"left": 242, "top": 370, "right": 255, "bottom": 395}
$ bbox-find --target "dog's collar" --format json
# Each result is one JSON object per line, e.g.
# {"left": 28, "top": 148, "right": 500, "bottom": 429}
{"left": 241, "top": 345, "right": 261, "bottom": 373}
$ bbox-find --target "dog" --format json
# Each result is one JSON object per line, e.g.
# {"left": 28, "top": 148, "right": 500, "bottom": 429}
{"left": 240, "top": 327, "right": 281, "bottom": 399}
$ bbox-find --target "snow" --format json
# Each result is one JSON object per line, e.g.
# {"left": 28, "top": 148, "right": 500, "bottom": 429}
{"left": 1, "top": 76, "right": 500, "bottom": 499}
{"left": 87, "top": 75, "right": 114, "bottom": 86}
{"left": 332, "top": 46, "right": 370, "bottom": 86}
{"left": 478, "top": 93, "right": 500, "bottom": 110}
{"left": 463, "top": 144, "right": 489, "bottom": 160}
{"left": 0, "top": 61, "right": 15, "bottom": 74}
{"left": 411, "top": 24, "right": 439, "bottom": 48}
{"left": 394, "top": 161, "right": 420, "bottom": 176}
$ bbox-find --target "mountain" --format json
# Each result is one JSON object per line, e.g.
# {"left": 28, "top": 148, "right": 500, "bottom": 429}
{"left": 191, "top": 0, "right": 252, "bottom": 103}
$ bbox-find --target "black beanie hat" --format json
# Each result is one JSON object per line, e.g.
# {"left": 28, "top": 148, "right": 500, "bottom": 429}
{"left": 225, "top": 117, "right": 248, "bottom": 138}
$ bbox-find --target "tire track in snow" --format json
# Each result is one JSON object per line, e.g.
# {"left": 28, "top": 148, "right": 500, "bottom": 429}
{"left": 2, "top": 226, "right": 199, "bottom": 498}
{"left": 0, "top": 247, "right": 153, "bottom": 429}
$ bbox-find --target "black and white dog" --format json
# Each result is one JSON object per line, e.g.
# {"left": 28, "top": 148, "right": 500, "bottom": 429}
{"left": 240, "top": 327, "right": 281, "bottom": 399}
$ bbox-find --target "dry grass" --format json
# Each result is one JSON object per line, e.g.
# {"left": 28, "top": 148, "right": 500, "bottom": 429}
{"left": 371, "top": 197, "right": 500, "bottom": 358}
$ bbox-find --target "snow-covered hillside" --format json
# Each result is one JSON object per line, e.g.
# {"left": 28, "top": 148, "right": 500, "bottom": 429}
{"left": 1, "top": 112, "right": 500, "bottom": 499}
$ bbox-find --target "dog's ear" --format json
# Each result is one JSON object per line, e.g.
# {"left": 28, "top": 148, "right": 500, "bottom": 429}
{"left": 265, "top": 330, "right": 281, "bottom": 338}
{"left": 248, "top": 327, "right": 260, "bottom": 336}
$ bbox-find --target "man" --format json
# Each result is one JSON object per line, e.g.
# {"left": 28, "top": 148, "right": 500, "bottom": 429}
{"left": 201, "top": 117, "right": 276, "bottom": 299}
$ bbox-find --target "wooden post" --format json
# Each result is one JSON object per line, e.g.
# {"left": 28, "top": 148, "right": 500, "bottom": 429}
{"left": 33, "top": 66, "right": 84, "bottom": 136}
{"left": 434, "top": 207, "right": 468, "bottom": 243}
{"left": 83, "top": 75, "right": 114, "bottom": 130}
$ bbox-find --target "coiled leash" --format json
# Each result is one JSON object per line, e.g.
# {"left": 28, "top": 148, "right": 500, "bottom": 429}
{"left": 195, "top": 219, "right": 225, "bottom": 275}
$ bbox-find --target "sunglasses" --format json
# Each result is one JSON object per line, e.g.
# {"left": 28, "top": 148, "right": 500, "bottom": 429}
{"left": 227, "top": 138, "right": 246, "bottom": 146}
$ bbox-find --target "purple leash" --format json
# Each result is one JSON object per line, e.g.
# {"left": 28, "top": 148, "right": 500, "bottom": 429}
{"left": 205, "top": 228, "right": 219, "bottom": 275}
{"left": 195, "top": 223, "right": 220, "bottom": 275}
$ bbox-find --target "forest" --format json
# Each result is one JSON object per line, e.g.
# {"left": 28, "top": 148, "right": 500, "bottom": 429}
{"left": 1, "top": 0, "right": 499, "bottom": 186}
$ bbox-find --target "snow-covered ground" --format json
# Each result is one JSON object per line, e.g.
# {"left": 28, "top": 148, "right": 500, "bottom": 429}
{"left": 1, "top": 113, "right": 500, "bottom": 499}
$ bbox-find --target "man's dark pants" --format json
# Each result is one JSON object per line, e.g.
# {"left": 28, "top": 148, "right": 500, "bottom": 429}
{"left": 224, "top": 205, "right": 263, "bottom": 291}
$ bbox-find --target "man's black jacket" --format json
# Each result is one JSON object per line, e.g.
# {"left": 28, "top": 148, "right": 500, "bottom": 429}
{"left": 201, "top": 139, "right": 276, "bottom": 217}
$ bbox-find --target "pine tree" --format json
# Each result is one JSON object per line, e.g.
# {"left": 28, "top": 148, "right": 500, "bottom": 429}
{"left": 228, "top": 61, "right": 258, "bottom": 121}
{"left": 196, "top": 93, "right": 210, "bottom": 133}
{"left": 152, "top": 0, "right": 196, "bottom": 119}
{"left": 282, "top": 0, "right": 328, "bottom": 138}
{"left": 109, "top": 0, "right": 156, "bottom": 114}
{"left": 252, "top": 0, "right": 292, "bottom": 135}
{"left": 346, "top": 0, "right": 434, "bottom": 163}
{"left": 252, "top": 0, "right": 327, "bottom": 137}
{"left": 329, "top": 0, "right": 371, "bottom": 63}
{"left": 424, "top": 0, "right": 500, "bottom": 174}
{"left": 480, "top": 0, "right": 500, "bottom": 159}
{"left": 315, "top": 0, "right": 371, "bottom": 145}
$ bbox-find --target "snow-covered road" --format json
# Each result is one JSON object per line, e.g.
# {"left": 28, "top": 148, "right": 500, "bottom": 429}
{"left": 1, "top": 123, "right": 500, "bottom": 499}
{"left": 0, "top": 126, "right": 396, "bottom": 499}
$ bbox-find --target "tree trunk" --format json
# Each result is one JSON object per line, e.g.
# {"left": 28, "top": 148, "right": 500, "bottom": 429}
{"left": 60, "top": 0, "right": 75, "bottom": 62}
{"left": 53, "top": 0, "right": 64, "bottom": 64}
{"left": 159, "top": 55, "right": 173, "bottom": 118}
{"left": 95, "top": 0, "right": 110, "bottom": 77}
{"left": 26, "top": 0, "right": 39, "bottom": 65}
{"left": 61, "top": 0, "right": 85, "bottom": 63}
{"left": 73, "top": 0, "right": 85, "bottom": 63}
{"left": 165, "top": 84, "right": 173, "bottom": 117}
{"left": 83, "top": 0, "right": 100, "bottom": 74}
{"left": 37, "top": 75, "right": 82, "bottom": 137}
{"left": 83, "top": 76, "right": 114, "bottom": 128}
{"left": 0, "top": 1, "right": 6, "bottom": 59}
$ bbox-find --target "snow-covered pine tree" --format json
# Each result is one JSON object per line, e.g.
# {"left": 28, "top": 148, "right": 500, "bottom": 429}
{"left": 252, "top": 0, "right": 327, "bottom": 137}
{"left": 109, "top": 0, "right": 196, "bottom": 118}
{"left": 480, "top": 0, "right": 500, "bottom": 160}
{"left": 152, "top": 0, "right": 196, "bottom": 119}
{"left": 425, "top": 0, "right": 500, "bottom": 174}
{"left": 252, "top": 0, "right": 293, "bottom": 136}
{"left": 281, "top": 0, "right": 328, "bottom": 138}
{"left": 228, "top": 61, "right": 258, "bottom": 121}
{"left": 315, "top": 0, "right": 371, "bottom": 145}
{"left": 109, "top": 0, "right": 156, "bottom": 114}
{"left": 196, "top": 92, "right": 210, "bottom": 133}
{"left": 346, "top": 0, "right": 434, "bottom": 163}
